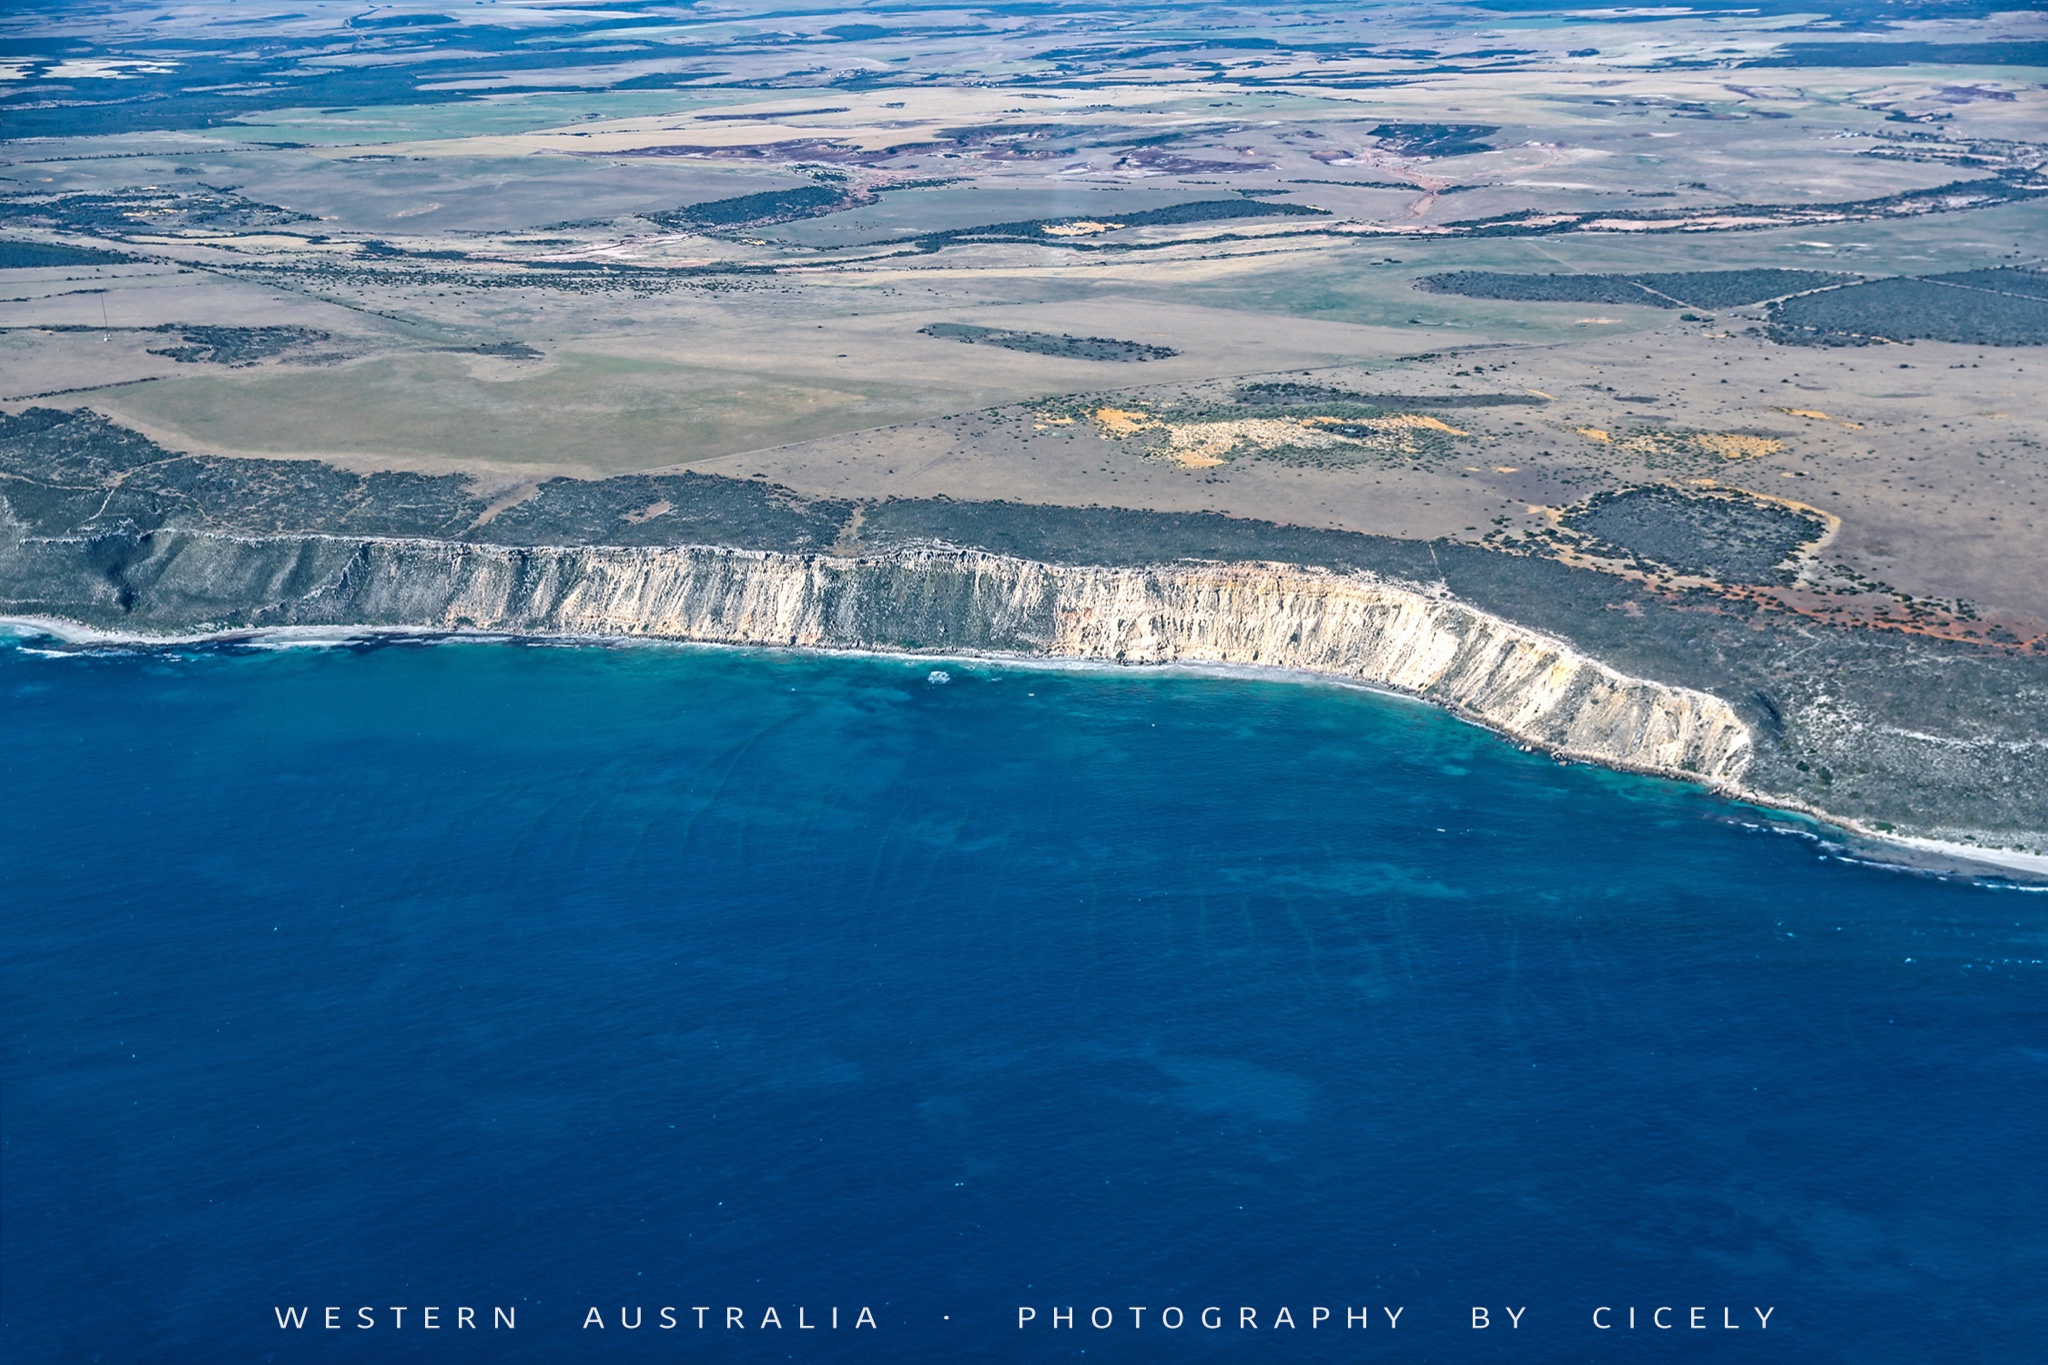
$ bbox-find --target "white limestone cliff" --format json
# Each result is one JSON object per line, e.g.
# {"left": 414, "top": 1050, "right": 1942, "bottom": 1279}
{"left": 204, "top": 536, "right": 1753, "bottom": 784}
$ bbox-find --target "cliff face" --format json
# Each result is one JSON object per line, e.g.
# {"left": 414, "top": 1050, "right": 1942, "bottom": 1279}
{"left": 1, "top": 526, "right": 1753, "bottom": 784}
{"left": 12, "top": 408, "right": 2045, "bottom": 859}
{"left": 1036, "top": 559, "right": 1750, "bottom": 782}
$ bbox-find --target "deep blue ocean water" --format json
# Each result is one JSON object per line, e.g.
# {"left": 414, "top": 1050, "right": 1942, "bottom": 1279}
{"left": 2, "top": 635, "right": 2043, "bottom": 1363}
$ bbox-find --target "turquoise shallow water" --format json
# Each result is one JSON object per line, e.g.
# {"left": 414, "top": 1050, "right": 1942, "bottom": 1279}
{"left": 1, "top": 635, "right": 2042, "bottom": 1362}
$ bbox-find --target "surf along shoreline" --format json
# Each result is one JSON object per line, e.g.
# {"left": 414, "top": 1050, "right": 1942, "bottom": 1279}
{"left": 6, "top": 609, "right": 2042, "bottom": 885}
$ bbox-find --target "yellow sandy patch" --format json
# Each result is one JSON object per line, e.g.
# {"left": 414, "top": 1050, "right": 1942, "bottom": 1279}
{"left": 1778, "top": 406, "right": 1863, "bottom": 429}
{"left": 1585, "top": 427, "right": 1782, "bottom": 461}
{"left": 1730, "top": 487, "right": 1840, "bottom": 536}
{"left": 1086, "top": 408, "right": 1470, "bottom": 466}
{"left": 1093, "top": 407, "right": 1153, "bottom": 436}
{"left": 1161, "top": 418, "right": 1323, "bottom": 463}
{"left": 1041, "top": 220, "right": 1124, "bottom": 236}
{"left": 1352, "top": 413, "right": 1468, "bottom": 437}
{"left": 1695, "top": 433, "right": 1783, "bottom": 460}
{"left": 1161, "top": 414, "right": 1469, "bottom": 464}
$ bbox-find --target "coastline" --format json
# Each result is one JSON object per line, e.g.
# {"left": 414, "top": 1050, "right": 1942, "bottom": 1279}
{"left": 1862, "top": 835, "right": 2048, "bottom": 881}
{"left": 7, "top": 610, "right": 2042, "bottom": 884}
{"left": 0, "top": 534, "right": 1753, "bottom": 778}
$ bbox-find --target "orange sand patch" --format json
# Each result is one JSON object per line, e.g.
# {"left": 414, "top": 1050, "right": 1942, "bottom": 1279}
{"left": 1093, "top": 407, "right": 1154, "bottom": 436}
{"left": 1778, "top": 406, "right": 1863, "bottom": 430}
{"left": 1089, "top": 409, "right": 1470, "bottom": 466}
{"left": 1582, "top": 427, "right": 1782, "bottom": 461}
{"left": 1388, "top": 414, "right": 1467, "bottom": 436}
{"left": 1695, "top": 433, "right": 1783, "bottom": 460}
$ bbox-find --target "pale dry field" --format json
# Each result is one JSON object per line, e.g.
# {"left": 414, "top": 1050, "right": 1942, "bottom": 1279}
{"left": 4, "top": 3, "right": 2045, "bottom": 639}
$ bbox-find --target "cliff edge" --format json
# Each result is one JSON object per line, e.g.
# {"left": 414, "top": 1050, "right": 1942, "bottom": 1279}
{"left": 2, "top": 526, "right": 1750, "bottom": 784}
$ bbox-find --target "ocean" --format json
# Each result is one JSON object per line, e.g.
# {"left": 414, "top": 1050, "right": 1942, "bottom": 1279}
{"left": 1, "top": 634, "right": 2041, "bottom": 1362}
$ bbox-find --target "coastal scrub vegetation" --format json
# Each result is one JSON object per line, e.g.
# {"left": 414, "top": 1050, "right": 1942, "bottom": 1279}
{"left": 1368, "top": 123, "right": 1500, "bottom": 157}
{"left": 146, "top": 326, "right": 330, "bottom": 366}
{"left": 1766, "top": 270, "right": 2048, "bottom": 346}
{"left": 0, "top": 186, "right": 313, "bottom": 235}
{"left": 1235, "top": 382, "right": 1547, "bottom": 409}
{"left": 1562, "top": 486, "right": 1826, "bottom": 585}
{"left": 905, "top": 197, "right": 1327, "bottom": 251}
{"left": 1416, "top": 269, "right": 1849, "bottom": 309}
{"left": 920, "top": 324, "right": 1177, "bottom": 361}
{"left": 644, "top": 184, "right": 857, "bottom": 231}
{"left": 1418, "top": 267, "right": 2048, "bottom": 345}
{"left": 0, "top": 239, "right": 137, "bottom": 268}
